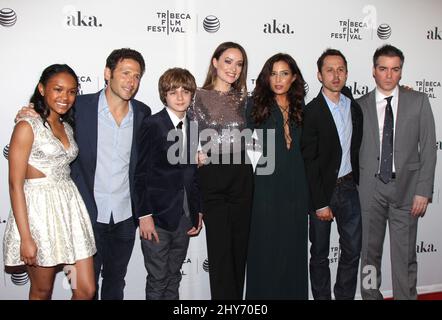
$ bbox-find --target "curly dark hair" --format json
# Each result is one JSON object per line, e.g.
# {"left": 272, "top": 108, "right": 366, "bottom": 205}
{"left": 105, "top": 48, "right": 146, "bottom": 85}
{"left": 251, "top": 53, "right": 305, "bottom": 127}
{"left": 30, "top": 64, "right": 78, "bottom": 128}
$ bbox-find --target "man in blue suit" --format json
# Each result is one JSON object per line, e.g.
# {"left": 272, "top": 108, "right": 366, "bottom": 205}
{"left": 70, "top": 48, "right": 151, "bottom": 299}
{"left": 16, "top": 48, "right": 151, "bottom": 299}
{"left": 133, "top": 68, "right": 202, "bottom": 300}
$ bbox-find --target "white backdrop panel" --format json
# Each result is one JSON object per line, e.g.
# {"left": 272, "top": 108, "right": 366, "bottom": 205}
{"left": 1, "top": 0, "right": 441, "bottom": 299}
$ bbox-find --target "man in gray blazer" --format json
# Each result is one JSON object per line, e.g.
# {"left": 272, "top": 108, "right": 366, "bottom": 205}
{"left": 358, "top": 44, "right": 436, "bottom": 300}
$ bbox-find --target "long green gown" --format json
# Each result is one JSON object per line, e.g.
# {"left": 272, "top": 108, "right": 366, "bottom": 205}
{"left": 246, "top": 102, "right": 309, "bottom": 299}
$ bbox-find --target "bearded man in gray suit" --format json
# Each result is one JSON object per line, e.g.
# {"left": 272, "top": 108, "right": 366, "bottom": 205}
{"left": 358, "top": 44, "right": 436, "bottom": 300}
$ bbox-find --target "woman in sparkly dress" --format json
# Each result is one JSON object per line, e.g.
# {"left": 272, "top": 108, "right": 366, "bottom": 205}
{"left": 246, "top": 53, "right": 309, "bottom": 299}
{"left": 191, "top": 42, "right": 253, "bottom": 299}
{"left": 3, "top": 64, "right": 96, "bottom": 299}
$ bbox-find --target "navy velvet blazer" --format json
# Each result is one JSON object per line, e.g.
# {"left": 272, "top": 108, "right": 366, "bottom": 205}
{"left": 133, "top": 108, "right": 201, "bottom": 232}
{"left": 70, "top": 90, "right": 151, "bottom": 226}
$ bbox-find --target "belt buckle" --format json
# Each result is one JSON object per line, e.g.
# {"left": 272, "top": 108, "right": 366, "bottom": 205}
{"left": 336, "top": 176, "right": 344, "bottom": 186}
{"left": 336, "top": 172, "right": 352, "bottom": 186}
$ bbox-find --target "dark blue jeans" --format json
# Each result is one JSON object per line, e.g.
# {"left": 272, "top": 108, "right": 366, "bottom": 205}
{"left": 309, "top": 178, "right": 362, "bottom": 300}
{"left": 93, "top": 216, "right": 136, "bottom": 300}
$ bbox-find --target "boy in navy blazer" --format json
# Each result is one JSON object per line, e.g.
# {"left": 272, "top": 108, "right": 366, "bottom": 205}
{"left": 134, "top": 68, "right": 203, "bottom": 300}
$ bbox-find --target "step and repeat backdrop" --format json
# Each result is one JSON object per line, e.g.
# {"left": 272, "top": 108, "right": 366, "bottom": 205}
{"left": 0, "top": 0, "right": 441, "bottom": 299}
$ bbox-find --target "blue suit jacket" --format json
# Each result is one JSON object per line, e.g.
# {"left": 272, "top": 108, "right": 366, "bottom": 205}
{"left": 133, "top": 108, "right": 201, "bottom": 232}
{"left": 70, "top": 90, "right": 151, "bottom": 226}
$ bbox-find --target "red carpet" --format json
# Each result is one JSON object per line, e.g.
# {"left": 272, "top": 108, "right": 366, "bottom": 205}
{"left": 385, "top": 292, "right": 442, "bottom": 300}
{"left": 418, "top": 292, "right": 442, "bottom": 300}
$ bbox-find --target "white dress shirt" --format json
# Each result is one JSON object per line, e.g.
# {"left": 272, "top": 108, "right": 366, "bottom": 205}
{"left": 166, "top": 107, "right": 187, "bottom": 151}
{"left": 376, "top": 86, "right": 399, "bottom": 173}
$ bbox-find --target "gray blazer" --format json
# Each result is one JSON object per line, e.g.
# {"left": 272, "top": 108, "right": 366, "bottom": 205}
{"left": 357, "top": 87, "right": 436, "bottom": 209}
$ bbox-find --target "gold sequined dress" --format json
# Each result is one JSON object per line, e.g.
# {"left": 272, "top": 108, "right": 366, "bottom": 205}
{"left": 3, "top": 117, "right": 96, "bottom": 267}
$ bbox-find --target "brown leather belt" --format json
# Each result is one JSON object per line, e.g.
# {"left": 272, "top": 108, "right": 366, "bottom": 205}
{"left": 336, "top": 172, "right": 353, "bottom": 186}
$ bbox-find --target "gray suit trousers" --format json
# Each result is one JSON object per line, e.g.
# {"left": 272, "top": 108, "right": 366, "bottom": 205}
{"left": 141, "top": 214, "right": 192, "bottom": 300}
{"left": 360, "top": 178, "right": 418, "bottom": 300}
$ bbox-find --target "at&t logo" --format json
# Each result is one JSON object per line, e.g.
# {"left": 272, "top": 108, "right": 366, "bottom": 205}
{"left": 3, "top": 144, "right": 9, "bottom": 159}
{"left": 202, "top": 258, "right": 209, "bottom": 272}
{"left": 11, "top": 271, "right": 29, "bottom": 285}
{"left": 377, "top": 24, "right": 392, "bottom": 40}
{"left": 304, "top": 82, "right": 309, "bottom": 95}
{"left": 0, "top": 8, "right": 17, "bottom": 27}
{"left": 203, "top": 15, "right": 220, "bottom": 33}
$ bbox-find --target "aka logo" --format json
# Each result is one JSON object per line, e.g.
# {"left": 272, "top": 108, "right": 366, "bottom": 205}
{"left": 416, "top": 241, "right": 437, "bottom": 254}
{"left": 347, "top": 81, "right": 369, "bottom": 98}
{"left": 427, "top": 26, "right": 442, "bottom": 40}
{"left": 147, "top": 11, "right": 192, "bottom": 35}
{"left": 415, "top": 79, "right": 441, "bottom": 99}
{"left": 263, "top": 19, "right": 294, "bottom": 34}
{"left": 65, "top": 10, "right": 102, "bottom": 27}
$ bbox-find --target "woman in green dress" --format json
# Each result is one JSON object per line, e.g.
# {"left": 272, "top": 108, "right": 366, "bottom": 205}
{"left": 246, "top": 53, "right": 309, "bottom": 299}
